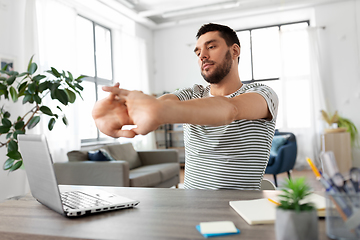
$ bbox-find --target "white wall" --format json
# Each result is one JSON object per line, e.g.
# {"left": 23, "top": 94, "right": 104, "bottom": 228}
{"left": 0, "top": 0, "right": 30, "bottom": 202}
{"left": 0, "top": 0, "right": 153, "bottom": 201}
{"left": 152, "top": 0, "right": 360, "bottom": 166}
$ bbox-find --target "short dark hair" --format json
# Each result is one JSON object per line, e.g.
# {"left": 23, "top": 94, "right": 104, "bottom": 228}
{"left": 196, "top": 23, "right": 240, "bottom": 48}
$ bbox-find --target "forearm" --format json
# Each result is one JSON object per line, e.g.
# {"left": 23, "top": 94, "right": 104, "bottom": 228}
{"left": 158, "top": 96, "right": 238, "bottom": 126}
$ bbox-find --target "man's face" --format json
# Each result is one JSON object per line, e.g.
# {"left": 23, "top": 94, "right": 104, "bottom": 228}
{"left": 194, "top": 31, "right": 233, "bottom": 84}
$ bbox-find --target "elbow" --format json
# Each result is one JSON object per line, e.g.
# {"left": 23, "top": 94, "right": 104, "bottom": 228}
{"left": 227, "top": 103, "right": 238, "bottom": 124}
{"left": 217, "top": 97, "right": 238, "bottom": 125}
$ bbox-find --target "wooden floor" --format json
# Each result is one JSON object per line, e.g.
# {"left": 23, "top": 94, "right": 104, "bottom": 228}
{"left": 179, "top": 168, "right": 324, "bottom": 191}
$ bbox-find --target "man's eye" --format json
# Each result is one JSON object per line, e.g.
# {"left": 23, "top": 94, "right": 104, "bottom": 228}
{"left": 208, "top": 46, "right": 215, "bottom": 49}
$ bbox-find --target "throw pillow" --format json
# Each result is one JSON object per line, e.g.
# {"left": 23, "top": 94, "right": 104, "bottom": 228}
{"left": 88, "top": 150, "right": 111, "bottom": 161}
{"left": 99, "top": 149, "right": 116, "bottom": 161}
{"left": 270, "top": 135, "right": 288, "bottom": 156}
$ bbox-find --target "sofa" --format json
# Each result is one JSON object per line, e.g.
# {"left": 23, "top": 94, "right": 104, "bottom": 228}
{"left": 53, "top": 142, "right": 180, "bottom": 188}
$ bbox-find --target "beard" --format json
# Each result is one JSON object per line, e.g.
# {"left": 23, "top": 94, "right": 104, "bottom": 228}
{"left": 201, "top": 50, "right": 232, "bottom": 84}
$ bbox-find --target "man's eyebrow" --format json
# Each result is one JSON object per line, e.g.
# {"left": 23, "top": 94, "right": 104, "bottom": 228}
{"left": 193, "top": 39, "right": 218, "bottom": 53}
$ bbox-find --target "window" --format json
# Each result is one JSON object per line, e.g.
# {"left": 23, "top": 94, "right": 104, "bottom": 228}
{"left": 237, "top": 21, "right": 311, "bottom": 129}
{"left": 76, "top": 15, "right": 113, "bottom": 143}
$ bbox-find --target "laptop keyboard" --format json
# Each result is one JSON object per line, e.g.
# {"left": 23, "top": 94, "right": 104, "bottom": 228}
{"left": 61, "top": 191, "right": 111, "bottom": 210}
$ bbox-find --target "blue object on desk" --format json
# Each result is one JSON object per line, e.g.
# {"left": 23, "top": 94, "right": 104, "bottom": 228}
{"left": 196, "top": 225, "right": 240, "bottom": 238}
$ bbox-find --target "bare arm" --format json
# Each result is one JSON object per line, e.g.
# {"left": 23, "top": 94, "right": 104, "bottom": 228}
{"left": 97, "top": 87, "right": 271, "bottom": 137}
{"left": 158, "top": 92, "right": 271, "bottom": 125}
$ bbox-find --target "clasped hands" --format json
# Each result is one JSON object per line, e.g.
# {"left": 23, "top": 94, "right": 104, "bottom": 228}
{"left": 92, "top": 83, "right": 162, "bottom": 138}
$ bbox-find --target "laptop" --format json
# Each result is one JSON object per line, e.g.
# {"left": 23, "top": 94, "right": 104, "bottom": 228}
{"left": 18, "top": 134, "right": 139, "bottom": 217}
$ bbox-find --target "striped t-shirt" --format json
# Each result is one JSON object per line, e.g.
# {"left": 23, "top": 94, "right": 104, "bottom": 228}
{"left": 173, "top": 82, "right": 278, "bottom": 190}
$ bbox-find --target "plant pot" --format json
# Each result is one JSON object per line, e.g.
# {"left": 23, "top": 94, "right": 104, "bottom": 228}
{"left": 275, "top": 208, "right": 318, "bottom": 240}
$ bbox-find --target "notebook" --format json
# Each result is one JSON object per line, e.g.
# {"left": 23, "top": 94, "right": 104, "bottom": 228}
{"left": 229, "top": 193, "right": 326, "bottom": 225}
{"left": 18, "top": 134, "right": 139, "bottom": 217}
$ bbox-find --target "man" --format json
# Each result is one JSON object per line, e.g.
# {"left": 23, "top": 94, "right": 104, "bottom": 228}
{"left": 92, "top": 23, "right": 278, "bottom": 190}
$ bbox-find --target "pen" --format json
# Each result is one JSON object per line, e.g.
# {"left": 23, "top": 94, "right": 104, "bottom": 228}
{"left": 307, "top": 157, "right": 360, "bottom": 237}
{"left": 267, "top": 198, "right": 280, "bottom": 206}
{"left": 306, "top": 158, "right": 352, "bottom": 216}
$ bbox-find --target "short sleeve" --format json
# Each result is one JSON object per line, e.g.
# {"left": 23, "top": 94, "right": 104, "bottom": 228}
{"left": 244, "top": 83, "right": 279, "bottom": 121}
{"left": 172, "top": 84, "right": 207, "bottom": 101}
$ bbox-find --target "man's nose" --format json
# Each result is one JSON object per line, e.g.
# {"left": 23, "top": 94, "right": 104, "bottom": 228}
{"left": 199, "top": 50, "right": 208, "bottom": 61}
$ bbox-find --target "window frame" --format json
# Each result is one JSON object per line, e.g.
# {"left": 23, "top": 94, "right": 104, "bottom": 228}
{"left": 77, "top": 15, "right": 115, "bottom": 144}
{"left": 236, "top": 20, "right": 310, "bottom": 84}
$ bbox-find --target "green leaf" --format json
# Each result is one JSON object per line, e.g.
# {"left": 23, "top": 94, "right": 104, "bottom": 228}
{"left": 28, "top": 82, "right": 36, "bottom": 94}
{"left": 0, "top": 83, "right": 7, "bottom": 90}
{"left": 39, "top": 81, "right": 49, "bottom": 92}
{"left": 6, "top": 132, "right": 13, "bottom": 139}
{"left": 27, "top": 55, "right": 34, "bottom": 72}
{"left": 75, "top": 75, "right": 87, "bottom": 81}
{"left": 65, "top": 88, "right": 76, "bottom": 103}
{"left": 8, "top": 140, "right": 18, "bottom": 152}
{"left": 3, "top": 158, "right": 15, "bottom": 170}
{"left": 50, "top": 67, "right": 61, "bottom": 78}
{"left": 34, "top": 94, "right": 41, "bottom": 104}
{"left": 22, "top": 94, "right": 32, "bottom": 104}
{"left": 28, "top": 62, "right": 38, "bottom": 75}
{"left": 0, "top": 126, "right": 10, "bottom": 134}
{"left": 7, "top": 150, "right": 21, "bottom": 160}
{"left": 57, "top": 106, "right": 62, "bottom": 111}
{"left": 48, "top": 118, "right": 56, "bottom": 131}
{"left": 8, "top": 71, "right": 19, "bottom": 76}
{"left": 40, "top": 106, "right": 53, "bottom": 116}
{"left": 6, "top": 75, "right": 16, "bottom": 85}
{"left": 4, "top": 111, "right": 10, "bottom": 118}
{"left": 27, "top": 116, "right": 40, "bottom": 129}
{"left": 67, "top": 71, "right": 73, "bottom": 81}
{"left": 62, "top": 115, "right": 68, "bottom": 126}
{"left": 14, "top": 120, "right": 24, "bottom": 130}
{"left": 55, "top": 89, "right": 68, "bottom": 105}
{"left": 1, "top": 63, "right": 9, "bottom": 71}
{"left": 2, "top": 118, "right": 12, "bottom": 127}
{"left": 9, "top": 86, "right": 18, "bottom": 102}
{"left": 18, "top": 82, "right": 27, "bottom": 96}
{"left": 74, "top": 83, "right": 84, "bottom": 91}
{"left": 9, "top": 160, "right": 23, "bottom": 172}
{"left": 1, "top": 89, "right": 9, "bottom": 99}
{"left": 18, "top": 72, "right": 28, "bottom": 77}
{"left": 32, "top": 74, "right": 46, "bottom": 82}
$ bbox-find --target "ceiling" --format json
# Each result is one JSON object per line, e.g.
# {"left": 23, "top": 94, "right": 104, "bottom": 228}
{"left": 97, "top": 0, "right": 340, "bottom": 28}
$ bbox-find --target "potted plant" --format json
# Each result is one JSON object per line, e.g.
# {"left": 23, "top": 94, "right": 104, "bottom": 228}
{"left": 275, "top": 177, "right": 318, "bottom": 240}
{"left": 321, "top": 110, "right": 359, "bottom": 146}
{"left": 0, "top": 56, "right": 85, "bottom": 172}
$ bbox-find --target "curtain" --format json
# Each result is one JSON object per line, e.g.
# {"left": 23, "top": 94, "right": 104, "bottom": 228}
{"left": 278, "top": 26, "right": 326, "bottom": 169}
{"left": 116, "top": 32, "right": 156, "bottom": 150}
{"left": 35, "top": 0, "right": 81, "bottom": 162}
{"left": 34, "top": 0, "right": 155, "bottom": 155}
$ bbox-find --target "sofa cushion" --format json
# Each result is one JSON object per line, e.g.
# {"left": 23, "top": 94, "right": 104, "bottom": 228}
{"left": 67, "top": 150, "right": 88, "bottom": 162}
{"left": 104, "top": 143, "right": 142, "bottom": 170}
{"left": 129, "top": 163, "right": 179, "bottom": 187}
{"left": 138, "top": 163, "right": 179, "bottom": 182}
{"left": 129, "top": 169, "right": 161, "bottom": 187}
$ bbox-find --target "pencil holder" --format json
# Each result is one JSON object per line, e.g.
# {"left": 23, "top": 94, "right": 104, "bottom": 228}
{"left": 326, "top": 192, "right": 360, "bottom": 240}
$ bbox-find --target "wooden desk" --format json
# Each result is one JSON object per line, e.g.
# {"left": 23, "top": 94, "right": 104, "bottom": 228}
{"left": 0, "top": 186, "right": 330, "bottom": 240}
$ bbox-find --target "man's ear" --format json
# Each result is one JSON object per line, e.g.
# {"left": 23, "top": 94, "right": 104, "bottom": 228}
{"left": 232, "top": 44, "right": 240, "bottom": 60}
